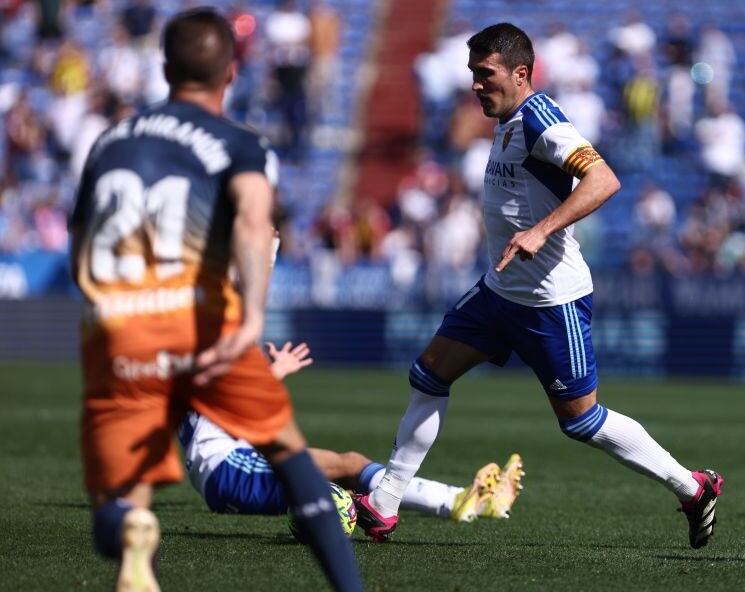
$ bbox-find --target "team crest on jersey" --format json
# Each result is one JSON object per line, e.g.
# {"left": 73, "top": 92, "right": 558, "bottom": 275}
{"left": 502, "top": 127, "right": 514, "bottom": 151}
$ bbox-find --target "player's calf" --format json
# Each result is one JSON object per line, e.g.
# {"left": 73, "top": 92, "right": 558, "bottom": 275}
{"left": 272, "top": 449, "right": 363, "bottom": 591}
{"left": 93, "top": 499, "right": 134, "bottom": 559}
{"left": 93, "top": 499, "right": 160, "bottom": 592}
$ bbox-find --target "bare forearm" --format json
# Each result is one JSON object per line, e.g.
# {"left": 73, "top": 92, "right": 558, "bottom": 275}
{"left": 194, "top": 172, "right": 276, "bottom": 386}
{"left": 228, "top": 171, "right": 276, "bottom": 327}
{"left": 536, "top": 164, "right": 620, "bottom": 237}
{"left": 496, "top": 163, "right": 621, "bottom": 271}
{"left": 232, "top": 218, "right": 274, "bottom": 324}
{"left": 308, "top": 448, "right": 371, "bottom": 484}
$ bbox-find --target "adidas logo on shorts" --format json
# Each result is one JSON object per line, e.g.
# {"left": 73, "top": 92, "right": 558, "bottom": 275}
{"left": 549, "top": 379, "right": 567, "bottom": 391}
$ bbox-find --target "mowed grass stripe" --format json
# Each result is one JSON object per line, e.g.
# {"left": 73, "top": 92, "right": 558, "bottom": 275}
{"left": 0, "top": 363, "right": 743, "bottom": 591}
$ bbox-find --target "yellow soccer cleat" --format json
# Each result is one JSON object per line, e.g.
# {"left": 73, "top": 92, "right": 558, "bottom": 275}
{"left": 116, "top": 508, "right": 161, "bottom": 592}
{"left": 450, "top": 462, "right": 502, "bottom": 523}
{"left": 479, "top": 453, "right": 525, "bottom": 519}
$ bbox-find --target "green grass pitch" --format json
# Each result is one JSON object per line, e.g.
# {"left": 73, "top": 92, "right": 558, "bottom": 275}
{"left": 1, "top": 363, "right": 743, "bottom": 591}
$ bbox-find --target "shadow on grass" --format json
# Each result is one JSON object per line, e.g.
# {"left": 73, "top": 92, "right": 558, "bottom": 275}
{"left": 166, "top": 531, "right": 484, "bottom": 548}
{"left": 41, "top": 500, "right": 198, "bottom": 511}
{"left": 40, "top": 501, "right": 89, "bottom": 509}
{"left": 151, "top": 501, "right": 192, "bottom": 510}
{"left": 655, "top": 554, "right": 745, "bottom": 563}
{"left": 166, "top": 531, "right": 297, "bottom": 545}
{"left": 354, "top": 539, "right": 484, "bottom": 548}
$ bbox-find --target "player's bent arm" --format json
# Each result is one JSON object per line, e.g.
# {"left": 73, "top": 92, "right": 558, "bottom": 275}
{"left": 497, "top": 162, "right": 620, "bottom": 271}
{"left": 230, "top": 171, "right": 275, "bottom": 332}
{"left": 194, "top": 172, "right": 275, "bottom": 385}
{"left": 535, "top": 161, "right": 621, "bottom": 238}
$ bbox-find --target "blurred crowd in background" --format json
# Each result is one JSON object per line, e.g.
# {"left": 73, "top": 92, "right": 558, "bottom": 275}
{"left": 0, "top": 0, "right": 344, "bottom": 253}
{"left": 404, "top": 10, "right": 745, "bottom": 282}
{"left": 1, "top": 0, "right": 744, "bottom": 286}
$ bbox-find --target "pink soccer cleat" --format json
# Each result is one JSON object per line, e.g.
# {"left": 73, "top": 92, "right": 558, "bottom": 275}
{"left": 352, "top": 494, "right": 398, "bottom": 543}
{"left": 679, "top": 469, "right": 724, "bottom": 549}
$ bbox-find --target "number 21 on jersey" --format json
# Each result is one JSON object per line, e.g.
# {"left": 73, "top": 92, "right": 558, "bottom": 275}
{"left": 90, "top": 169, "right": 190, "bottom": 284}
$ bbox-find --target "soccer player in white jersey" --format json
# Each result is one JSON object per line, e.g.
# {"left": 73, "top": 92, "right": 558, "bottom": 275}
{"left": 355, "top": 23, "right": 723, "bottom": 547}
{"left": 179, "top": 341, "right": 525, "bottom": 523}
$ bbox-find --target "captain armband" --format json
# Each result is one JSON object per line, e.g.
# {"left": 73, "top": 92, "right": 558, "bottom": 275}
{"left": 562, "top": 146, "right": 604, "bottom": 179}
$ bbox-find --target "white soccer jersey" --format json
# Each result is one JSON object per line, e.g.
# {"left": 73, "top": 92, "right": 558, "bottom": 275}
{"left": 482, "top": 92, "right": 602, "bottom": 307}
{"left": 178, "top": 411, "right": 255, "bottom": 496}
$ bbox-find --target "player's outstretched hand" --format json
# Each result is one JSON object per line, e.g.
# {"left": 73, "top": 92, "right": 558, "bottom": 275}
{"left": 193, "top": 320, "right": 263, "bottom": 386}
{"left": 266, "top": 341, "right": 314, "bottom": 380}
{"left": 496, "top": 226, "right": 549, "bottom": 272}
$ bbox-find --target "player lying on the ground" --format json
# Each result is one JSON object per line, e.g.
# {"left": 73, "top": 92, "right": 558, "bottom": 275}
{"left": 178, "top": 341, "right": 525, "bottom": 523}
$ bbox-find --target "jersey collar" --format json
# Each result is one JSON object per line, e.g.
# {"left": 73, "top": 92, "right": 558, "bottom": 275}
{"left": 499, "top": 92, "right": 539, "bottom": 126}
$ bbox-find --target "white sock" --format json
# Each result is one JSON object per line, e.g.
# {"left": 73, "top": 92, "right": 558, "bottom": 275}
{"left": 369, "top": 468, "right": 463, "bottom": 519}
{"left": 588, "top": 408, "right": 699, "bottom": 500}
{"left": 369, "top": 389, "right": 449, "bottom": 517}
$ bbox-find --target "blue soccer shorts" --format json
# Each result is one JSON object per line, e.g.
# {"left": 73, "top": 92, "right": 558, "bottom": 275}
{"left": 203, "top": 448, "right": 288, "bottom": 515}
{"left": 436, "top": 276, "right": 598, "bottom": 399}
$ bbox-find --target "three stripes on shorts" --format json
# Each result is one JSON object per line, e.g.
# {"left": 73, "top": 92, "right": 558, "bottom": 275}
{"left": 562, "top": 302, "right": 587, "bottom": 380}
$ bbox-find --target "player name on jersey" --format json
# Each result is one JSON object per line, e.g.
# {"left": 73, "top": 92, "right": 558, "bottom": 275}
{"left": 93, "top": 114, "right": 231, "bottom": 174}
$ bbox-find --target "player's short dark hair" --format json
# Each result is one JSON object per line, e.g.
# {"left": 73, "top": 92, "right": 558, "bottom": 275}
{"left": 162, "top": 8, "right": 236, "bottom": 89}
{"left": 467, "top": 23, "right": 534, "bottom": 81}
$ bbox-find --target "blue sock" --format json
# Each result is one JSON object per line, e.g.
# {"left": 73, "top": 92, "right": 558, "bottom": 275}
{"left": 358, "top": 462, "right": 385, "bottom": 493}
{"left": 92, "top": 499, "right": 133, "bottom": 559}
{"left": 274, "top": 450, "right": 363, "bottom": 592}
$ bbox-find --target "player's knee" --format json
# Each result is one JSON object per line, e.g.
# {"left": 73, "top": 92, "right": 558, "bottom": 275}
{"left": 558, "top": 403, "right": 608, "bottom": 442}
{"left": 258, "top": 441, "right": 302, "bottom": 465}
{"left": 258, "top": 420, "right": 307, "bottom": 464}
{"left": 409, "top": 358, "right": 451, "bottom": 397}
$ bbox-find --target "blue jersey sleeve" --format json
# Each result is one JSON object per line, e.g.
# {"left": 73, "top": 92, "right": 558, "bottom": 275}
{"left": 226, "top": 127, "right": 275, "bottom": 181}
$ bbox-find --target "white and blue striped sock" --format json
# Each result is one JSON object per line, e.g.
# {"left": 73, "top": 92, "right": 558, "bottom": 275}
{"left": 564, "top": 405, "right": 699, "bottom": 500}
{"left": 367, "top": 465, "right": 462, "bottom": 519}
{"left": 370, "top": 361, "right": 451, "bottom": 517}
{"left": 370, "top": 388, "right": 449, "bottom": 517}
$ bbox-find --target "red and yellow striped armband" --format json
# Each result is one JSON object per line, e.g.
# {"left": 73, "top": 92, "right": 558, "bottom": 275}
{"left": 563, "top": 145, "right": 604, "bottom": 179}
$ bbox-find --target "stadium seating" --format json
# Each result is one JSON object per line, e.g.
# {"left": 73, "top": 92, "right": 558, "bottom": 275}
{"left": 0, "top": 0, "right": 375, "bottom": 257}
{"left": 239, "top": 0, "right": 375, "bottom": 235}
{"left": 2, "top": 0, "right": 744, "bottom": 273}
{"left": 445, "top": 0, "right": 745, "bottom": 265}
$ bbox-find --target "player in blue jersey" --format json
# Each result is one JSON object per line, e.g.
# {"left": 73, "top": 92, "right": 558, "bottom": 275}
{"left": 355, "top": 23, "right": 723, "bottom": 547}
{"left": 69, "top": 9, "right": 362, "bottom": 591}
{"left": 178, "top": 341, "right": 525, "bottom": 523}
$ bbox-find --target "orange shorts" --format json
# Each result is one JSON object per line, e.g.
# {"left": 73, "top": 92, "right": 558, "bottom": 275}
{"left": 80, "top": 311, "right": 293, "bottom": 496}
